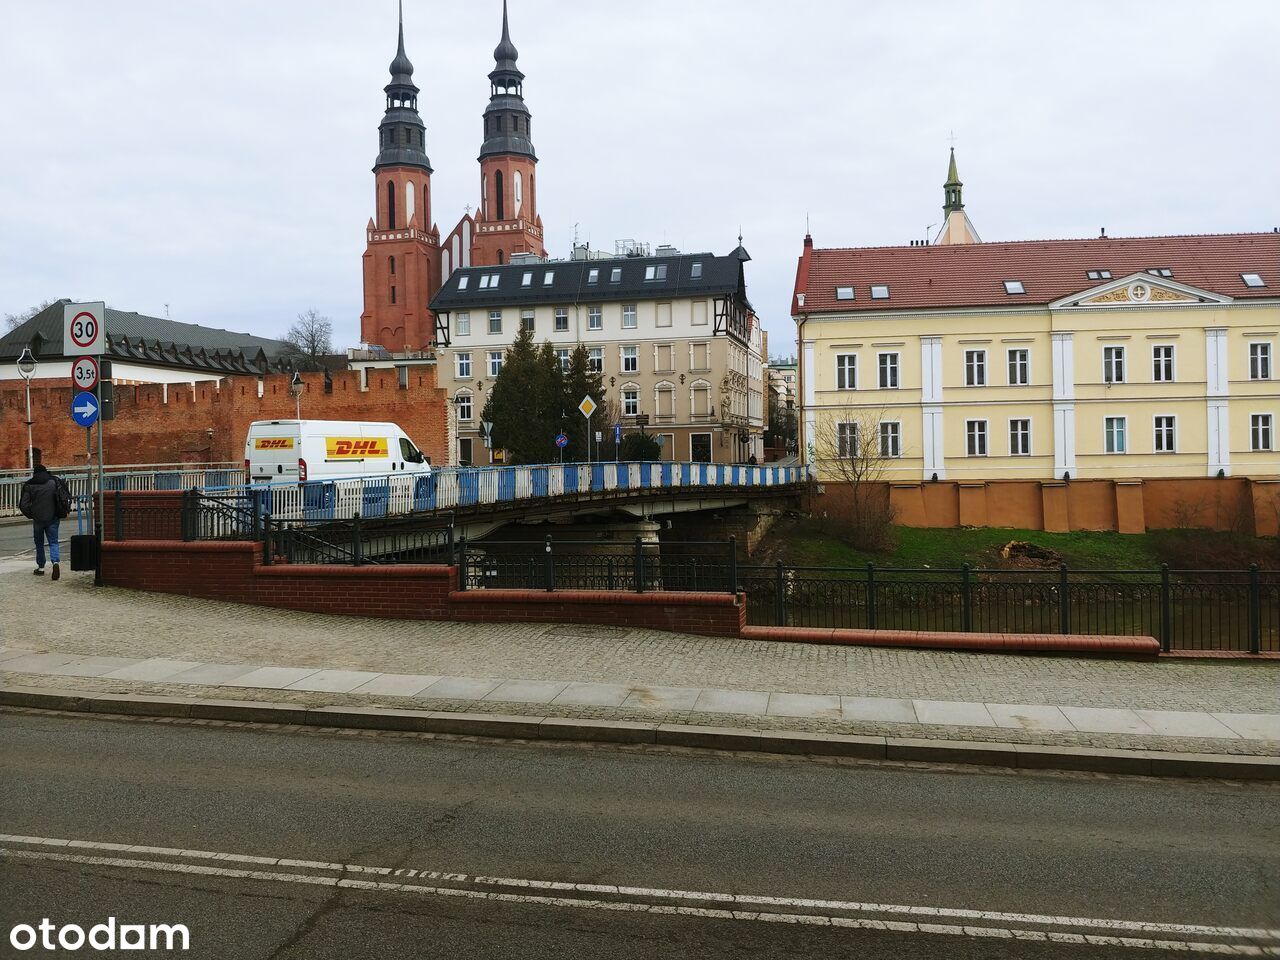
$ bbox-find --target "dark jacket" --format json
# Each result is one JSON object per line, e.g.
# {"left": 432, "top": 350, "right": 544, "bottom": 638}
{"left": 19, "top": 466, "right": 59, "bottom": 525}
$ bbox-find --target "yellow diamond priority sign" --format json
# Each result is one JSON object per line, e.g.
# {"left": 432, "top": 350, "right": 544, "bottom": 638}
{"left": 578, "top": 395, "right": 598, "bottom": 419}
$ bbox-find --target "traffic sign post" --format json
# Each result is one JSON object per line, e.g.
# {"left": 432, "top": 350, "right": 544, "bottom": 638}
{"left": 614, "top": 423, "right": 622, "bottom": 462}
{"left": 578, "top": 395, "right": 598, "bottom": 464}
{"left": 72, "top": 356, "right": 99, "bottom": 392}
{"left": 71, "top": 391, "right": 100, "bottom": 428}
{"left": 65, "top": 303, "right": 108, "bottom": 586}
{"left": 64, "top": 302, "right": 106, "bottom": 356}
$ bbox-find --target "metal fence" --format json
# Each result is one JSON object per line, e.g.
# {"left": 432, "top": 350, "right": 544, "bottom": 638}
{"left": 0, "top": 462, "right": 240, "bottom": 518}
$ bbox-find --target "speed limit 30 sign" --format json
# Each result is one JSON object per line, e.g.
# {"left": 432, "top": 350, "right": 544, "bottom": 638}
{"left": 72, "top": 356, "right": 99, "bottom": 391}
{"left": 64, "top": 301, "right": 106, "bottom": 356}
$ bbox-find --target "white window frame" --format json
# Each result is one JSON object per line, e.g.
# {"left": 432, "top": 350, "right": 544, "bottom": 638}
{"left": 1104, "top": 416, "right": 1127, "bottom": 454}
{"left": 622, "top": 304, "right": 638, "bottom": 329}
{"left": 554, "top": 308, "right": 569, "bottom": 332}
{"left": 878, "top": 420, "right": 901, "bottom": 458}
{"left": 587, "top": 347, "right": 603, "bottom": 373}
{"left": 455, "top": 392, "right": 473, "bottom": 422}
{"left": 455, "top": 312, "right": 471, "bottom": 336}
{"left": 1249, "top": 342, "right": 1272, "bottom": 380}
{"left": 1008, "top": 418, "right": 1031, "bottom": 457}
{"left": 835, "top": 353, "right": 857, "bottom": 391}
{"left": 1153, "top": 415, "right": 1177, "bottom": 453}
{"left": 836, "top": 422, "right": 858, "bottom": 459}
{"left": 877, "top": 351, "right": 899, "bottom": 389}
{"left": 520, "top": 308, "right": 535, "bottom": 332}
{"left": 555, "top": 348, "right": 571, "bottom": 371}
{"left": 1103, "top": 345, "right": 1126, "bottom": 384}
{"left": 965, "top": 419, "right": 988, "bottom": 457}
{"left": 870, "top": 284, "right": 890, "bottom": 300}
{"left": 964, "top": 349, "right": 986, "bottom": 387}
{"left": 1152, "top": 344, "right": 1175, "bottom": 383}
{"left": 587, "top": 306, "right": 602, "bottom": 330}
{"left": 1251, "top": 413, "right": 1273, "bottom": 452}
{"left": 1007, "top": 348, "right": 1029, "bottom": 386}
{"left": 621, "top": 345, "right": 638, "bottom": 373}
{"left": 455, "top": 352, "right": 472, "bottom": 379}
{"left": 487, "top": 350, "right": 503, "bottom": 377}
{"left": 488, "top": 310, "right": 502, "bottom": 335}
{"left": 622, "top": 388, "right": 639, "bottom": 417}
{"left": 521, "top": 271, "right": 533, "bottom": 287}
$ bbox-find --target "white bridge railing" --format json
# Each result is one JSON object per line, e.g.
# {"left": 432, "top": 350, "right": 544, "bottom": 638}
{"left": 203, "top": 462, "right": 810, "bottom": 524}
{"left": 0, "top": 463, "right": 241, "bottom": 519}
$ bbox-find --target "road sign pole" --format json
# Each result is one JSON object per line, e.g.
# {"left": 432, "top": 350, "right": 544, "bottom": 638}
{"left": 94, "top": 382, "right": 105, "bottom": 587}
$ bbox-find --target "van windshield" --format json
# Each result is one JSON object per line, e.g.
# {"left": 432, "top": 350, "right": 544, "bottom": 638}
{"left": 399, "top": 438, "right": 421, "bottom": 462}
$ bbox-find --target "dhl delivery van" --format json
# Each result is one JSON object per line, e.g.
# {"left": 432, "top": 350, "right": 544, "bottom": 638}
{"left": 244, "top": 420, "right": 431, "bottom": 483}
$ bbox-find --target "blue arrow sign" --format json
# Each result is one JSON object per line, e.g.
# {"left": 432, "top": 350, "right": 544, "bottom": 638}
{"left": 71, "top": 391, "right": 99, "bottom": 428}
{"left": 614, "top": 424, "right": 622, "bottom": 443}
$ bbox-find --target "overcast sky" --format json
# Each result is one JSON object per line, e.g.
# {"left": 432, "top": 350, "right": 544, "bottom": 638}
{"left": 2, "top": 0, "right": 1277, "bottom": 357}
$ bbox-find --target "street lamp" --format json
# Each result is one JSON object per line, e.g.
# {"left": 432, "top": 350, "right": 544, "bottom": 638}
{"left": 289, "top": 371, "right": 304, "bottom": 420}
{"left": 17, "top": 347, "right": 37, "bottom": 469}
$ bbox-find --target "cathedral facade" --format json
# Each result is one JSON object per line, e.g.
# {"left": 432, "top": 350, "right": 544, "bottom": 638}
{"left": 360, "top": 2, "right": 545, "bottom": 352}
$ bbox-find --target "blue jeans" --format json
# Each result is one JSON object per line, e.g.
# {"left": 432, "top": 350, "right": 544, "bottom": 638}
{"left": 33, "top": 520, "right": 60, "bottom": 568}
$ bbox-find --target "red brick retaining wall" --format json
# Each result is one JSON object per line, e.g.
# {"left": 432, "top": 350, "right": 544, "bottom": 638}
{"left": 100, "top": 541, "right": 746, "bottom": 638}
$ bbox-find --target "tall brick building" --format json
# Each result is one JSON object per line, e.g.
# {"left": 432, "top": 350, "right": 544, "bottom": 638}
{"left": 360, "top": 2, "right": 546, "bottom": 352}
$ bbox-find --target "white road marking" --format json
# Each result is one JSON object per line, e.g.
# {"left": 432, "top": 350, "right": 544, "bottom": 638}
{"left": 2, "top": 834, "right": 1277, "bottom": 953}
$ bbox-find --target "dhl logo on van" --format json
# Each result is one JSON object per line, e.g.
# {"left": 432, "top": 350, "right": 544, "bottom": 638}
{"left": 254, "top": 438, "right": 295, "bottom": 450}
{"left": 326, "top": 437, "right": 389, "bottom": 459}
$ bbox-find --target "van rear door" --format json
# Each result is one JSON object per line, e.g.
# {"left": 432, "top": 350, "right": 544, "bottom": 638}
{"left": 247, "top": 422, "right": 301, "bottom": 482}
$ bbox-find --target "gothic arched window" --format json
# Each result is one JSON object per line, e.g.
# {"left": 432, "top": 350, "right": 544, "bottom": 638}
{"left": 389, "top": 256, "right": 396, "bottom": 276}
{"left": 386, "top": 181, "right": 397, "bottom": 230}
{"left": 495, "top": 170, "right": 505, "bottom": 221}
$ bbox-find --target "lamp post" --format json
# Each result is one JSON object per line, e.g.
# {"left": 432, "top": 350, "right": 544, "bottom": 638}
{"left": 289, "top": 371, "right": 304, "bottom": 420}
{"left": 17, "top": 347, "right": 37, "bottom": 469}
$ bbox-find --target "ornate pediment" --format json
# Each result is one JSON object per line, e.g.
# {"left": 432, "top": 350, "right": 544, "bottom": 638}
{"left": 1051, "top": 273, "right": 1232, "bottom": 310}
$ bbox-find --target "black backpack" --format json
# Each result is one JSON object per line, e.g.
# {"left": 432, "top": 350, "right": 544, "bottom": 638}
{"left": 54, "top": 476, "right": 72, "bottom": 519}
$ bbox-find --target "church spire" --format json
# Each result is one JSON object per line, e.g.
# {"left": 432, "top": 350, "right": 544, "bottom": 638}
{"left": 943, "top": 146, "right": 963, "bottom": 214}
{"left": 375, "top": 0, "right": 430, "bottom": 173}
{"left": 481, "top": 0, "right": 535, "bottom": 162}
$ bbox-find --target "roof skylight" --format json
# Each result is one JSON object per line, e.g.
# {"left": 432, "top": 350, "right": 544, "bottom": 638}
{"left": 1086, "top": 270, "right": 1112, "bottom": 281}
{"left": 610, "top": 268, "right": 622, "bottom": 283}
{"left": 1003, "top": 280, "right": 1025, "bottom": 295}
{"left": 521, "top": 272, "right": 533, "bottom": 287}
{"left": 457, "top": 276, "right": 469, "bottom": 290}
{"left": 835, "top": 286, "right": 855, "bottom": 300}
{"left": 543, "top": 271, "right": 555, "bottom": 285}
{"left": 870, "top": 285, "right": 890, "bottom": 300}
{"left": 1242, "top": 273, "right": 1266, "bottom": 288}
{"left": 644, "top": 264, "right": 668, "bottom": 281}
{"left": 587, "top": 269, "right": 599, "bottom": 284}
{"left": 691, "top": 262, "right": 703, "bottom": 279}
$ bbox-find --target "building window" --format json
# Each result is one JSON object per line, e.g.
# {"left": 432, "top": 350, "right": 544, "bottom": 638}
{"left": 587, "top": 269, "right": 599, "bottom": 284}
{"left": 521, "top": 272, "right": 533, "bottom": 287}
{"left": 456, "top": 312, "right": 471, "bottom": 336}
{"left": 495, "top": 170, "right": 504, "bottom": 220}
{"left": 835, "top": 286, "right": 854, "bottom": 301}
{"left": 1087, "top": 269, "right": 1112, "bottom": 280}
{"left": 488, "top": 351, "right": 503, "bottom": 377}
{"left": 622, "top": 304, "right": 638, "bottom": 328}
{"left": 388, "top": 255, "right": 396, "bottom": 275}
{"left": 655, "top": 343, "right": 674, "bottom": 372}
{"left": 657, "top": 386, "right": 675, "bottom": 418}
{"left": 397, "top": 365, "right": 409, "bottom": 389}
{"left": 488, "top": 310, "right": 502, "bottom": 334}
{"left": 1009, "top": 419, "right": 1031, "bottom": 456}
{"left": 692, "top": 342, "right": 710, "bottom": 370}
{"left": 877, "top": 352, "right": 899, "bottom": 389}
{"left": 457, "top": 276, "right": 469, "bottom": 291}
{"left": 588, "top": 347, "right": 603, "bottom": 373}
{"left": 870, "top": 285, "right": 890, "bottom": 300}
{"left": 1103, "top": 345, "right": 1126, "bottom": 384}
{"left": 1154, "top": 415, "right": 1176, "bottom": 453}
{"left": 1007, "top": 348, "right": 1029, "bottom": 385}
{"left": 554, "top": 308, "right": 569, "bottom": 332}
{"left": 610, "top": 267, "right": 622, "bottom": 283}
{"left": 691, "top": 262, "right": 703, "bottom": 279}
{"left": 1105, "top": 416, "right": 1127, "bottom": 454}
{"left": 455, "top": 393, "right": 473, "bottom": 421}
{"left": 622, "top": 345, "right": 638, "bottom": 373}
{"left": 1252, "top": 414, "right": 1273, "bottom": 451}
{"left": 1152, "top": 344, "right": 1175, "bottom": 382}
{"left": 644, "top": 264, "right": 668, "bottom": 281}
{"left": 455, "top": 352, "right": 472, "bottom": 379}
{"left": 835, "top": 354, "right": 856, "bottom": 390}
{"left": 386, "top": 180, "right": 396, "bottom": 229}
{"left": 544, "top": 271, "right": 555, "bottom": 286}
{"left": 966, "top": 420, "right": 988, "bottom": 457}
{"left": 964, "top": 349, "right": 986, "bottom": 386}
{"left": 1003, "top": 280, "right": 1025, "bottom": 295}
{"left": 555, "top": 348, "right": 570, "bottom": 370}
{"left": 623, "top": 388, "right": 639, "bottom": 416}
{"left": 389, "top": 286, "right": 396, "bottom": 304}
{"left": 1250, "top": 342, "right": 1272, "bottom": 380}
{"left": 692, "top": 301, "right": 708, "bottom": 326}
{"left": 1242, "top": 273, "right": 1266, "bottom": 288}
{"left": 656, "top": 302, "right": 672, "bottom": 327}
{"left": 521, "top": 309, "right": 535, "bottom": 332}
{"left": 878, "top": 421, "right": 900, "bottom": 458}
{"left": 836, "top": 422, "right": 858, "bottom": 459}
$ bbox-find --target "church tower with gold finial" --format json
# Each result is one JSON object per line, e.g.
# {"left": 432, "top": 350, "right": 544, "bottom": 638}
{"left": 933, "top": 147, "right": 981, "bottom": 246}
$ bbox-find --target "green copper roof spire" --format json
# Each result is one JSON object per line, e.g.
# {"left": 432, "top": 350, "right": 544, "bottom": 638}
{"left": 943, "top": 146, "right": 964, "bottom": 214}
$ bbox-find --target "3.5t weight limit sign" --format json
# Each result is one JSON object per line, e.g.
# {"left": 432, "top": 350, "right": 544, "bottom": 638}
{"left": 64, "top": 301, "right": 106, "bottom": 356}
{"left": 72, "top": 357, "right": 99, "bottom": 391}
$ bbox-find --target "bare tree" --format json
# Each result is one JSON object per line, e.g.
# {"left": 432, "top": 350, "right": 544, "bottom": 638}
{"left": 285, "top": 308, "right": 333, "bottom": 360}
{"left": 813, "top": 407, "right": 898, "bottom": 551}
{"left": 3, "top": 299, "right": 57, "bottom": 332}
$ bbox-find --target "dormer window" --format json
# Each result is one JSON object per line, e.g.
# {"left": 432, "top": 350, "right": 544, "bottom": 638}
{"left": 691, "top": 262, "right": 703, "bottom": 279}
{"left": 1003, "top": 280, "right": 1025, "bottom": 295}
{"left": 458, "top": 276, "right": 469, "bottom": 291}
{"left": 521, "top": 272, "right": 533, "bottom": 287}
{"left": 870, "top": 285, "right": 890, "bottom": 300}
{"left": 587, "top": 269, "right": 599, "bottom": 284}
{"left": 1242, "top": 273, "right": 1266, "bottom": 288}
{"left": 543, "top": 271, "right": 555, "bottom": 285}
{"left": 835, "top": 286, "right": 855, "bottom": 300}
{"left": 610, "top": 268, "right": 622, "bottom": 283}
{"left": 644, "top": 264, "right": 668, "bottom": 281}
{"left": 1086, "top": 270, "right": 1112, "bottom": 280}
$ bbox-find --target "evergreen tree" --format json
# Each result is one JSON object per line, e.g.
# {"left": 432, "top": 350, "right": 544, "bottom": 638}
{"left": 482, "top": 326, "right": 565, "bottom": 464}
{"left": 561, "top": 344, "right": 607, "bottom": 462}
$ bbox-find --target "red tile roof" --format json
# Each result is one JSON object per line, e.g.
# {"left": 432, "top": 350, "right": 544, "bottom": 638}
{"left": 792, "top": 232, "right": 1280, "bottom": 315}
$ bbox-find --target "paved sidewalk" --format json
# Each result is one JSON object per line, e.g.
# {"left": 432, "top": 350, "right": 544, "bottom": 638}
{"left": 2, "top": 564, "right": 1277, "bottom": 757}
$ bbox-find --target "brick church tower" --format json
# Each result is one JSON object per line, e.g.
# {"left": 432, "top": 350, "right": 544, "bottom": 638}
{"left": 470, "top": 0, "right": 545, "bottom": 265}
{"left": 360, "top": 4, "right": 440, "bottom": 351}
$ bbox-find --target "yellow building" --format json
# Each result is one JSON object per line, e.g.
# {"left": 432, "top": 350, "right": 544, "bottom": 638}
{"left": 792, "top": 228, "right": 1280, "bottom": 492}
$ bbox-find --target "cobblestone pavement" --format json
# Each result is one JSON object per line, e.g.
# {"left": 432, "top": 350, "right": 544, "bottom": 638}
{"left": 2, "top": 566, "right": 1277, "bottom": 758}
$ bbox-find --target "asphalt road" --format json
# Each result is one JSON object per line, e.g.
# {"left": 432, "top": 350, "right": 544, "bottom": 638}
{"left": 0, "top": 517, "right": 71, "bottom": 562}
{"left": 1, "top": 712, "right": 1277, "bottom": 959}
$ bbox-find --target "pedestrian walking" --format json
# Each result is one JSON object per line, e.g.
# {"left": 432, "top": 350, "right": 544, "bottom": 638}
{"left": 18, "top": 461, "right": 71, "bottom": 580}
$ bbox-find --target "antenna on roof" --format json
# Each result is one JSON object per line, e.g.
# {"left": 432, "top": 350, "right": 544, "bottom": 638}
{"left": 1100, "top": 227, "right": 1107, "bottom": 238}
{"left": 164, "top": 303, "right": 170, "bottom": 318}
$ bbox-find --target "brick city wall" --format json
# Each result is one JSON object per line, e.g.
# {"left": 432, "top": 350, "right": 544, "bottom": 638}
{"left": 814, "top": 478, "right": 1280, "bottom": 538}
{"left": 100, "top": 540, "right": 746, "bottom": 639}
{"left": 0, "top": 368, "right": 448, "bottom": 470}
